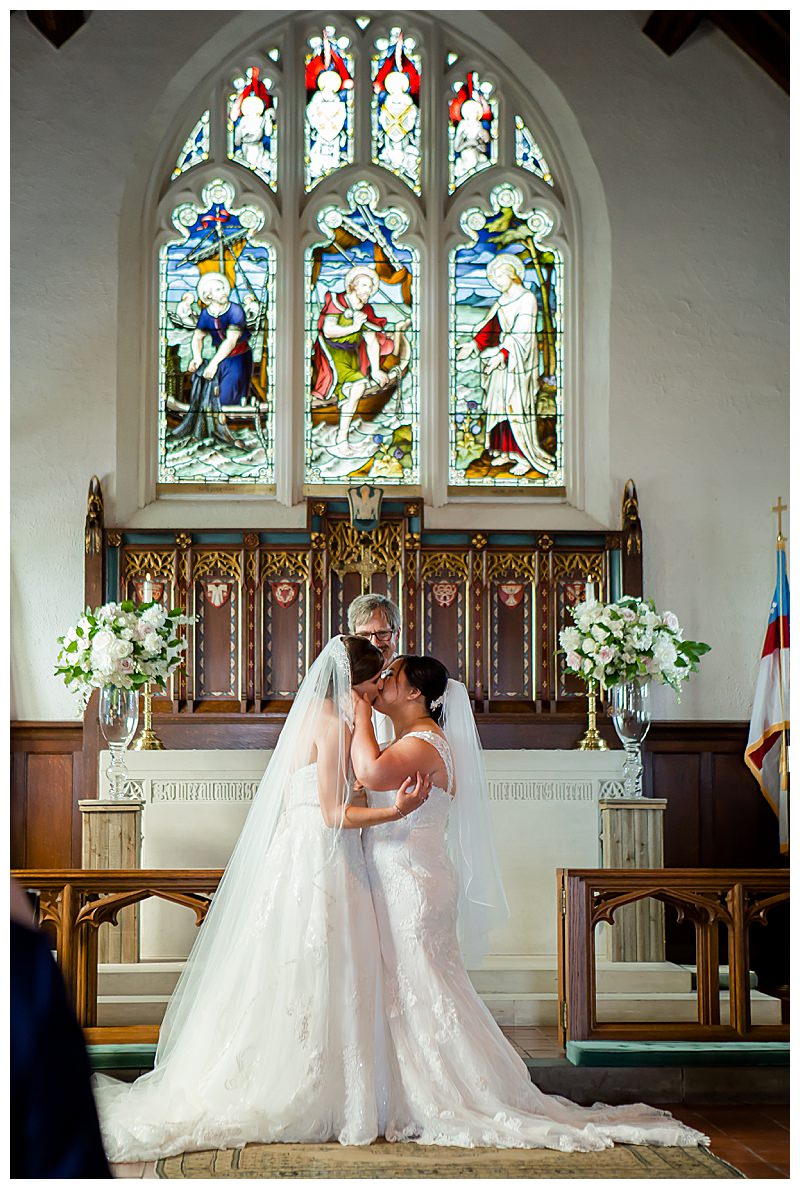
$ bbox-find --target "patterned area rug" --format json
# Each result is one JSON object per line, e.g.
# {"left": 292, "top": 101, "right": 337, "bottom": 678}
{"left": 155, "top": 1140, "right": 742, "bottom": 1178}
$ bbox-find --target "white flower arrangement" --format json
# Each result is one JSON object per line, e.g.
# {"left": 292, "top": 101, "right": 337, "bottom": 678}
{"left": 55, "top": 599, "right": 192, "bottom": 708}
{"left": 559, "top": 595, "right": 709, "bottom": 694}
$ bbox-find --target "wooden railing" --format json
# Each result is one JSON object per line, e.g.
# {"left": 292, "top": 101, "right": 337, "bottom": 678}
{"left": 557, "top": 867, "right": 790, "bottom": 1045}
{"left": 12, "top": 869, "right": 223, "bottom": 1042}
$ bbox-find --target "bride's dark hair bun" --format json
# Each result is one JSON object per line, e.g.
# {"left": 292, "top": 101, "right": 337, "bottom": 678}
{"left": 401, "top": 655, "right": 449, "bottom": 724}
{"left": 341, "top": 635, "right": 384, "bottom": 686}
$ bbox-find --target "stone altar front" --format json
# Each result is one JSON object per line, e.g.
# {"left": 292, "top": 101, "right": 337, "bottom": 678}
{"left": 99, "top": 749, "right": 633, "bottom": 963}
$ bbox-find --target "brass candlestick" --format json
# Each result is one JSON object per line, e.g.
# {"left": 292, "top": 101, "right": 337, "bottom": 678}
{"left": 131, "top": 683, "right": 165, "bottom": 751}
{"left": 578, "top": 680, "right": 607, "bottom": 751}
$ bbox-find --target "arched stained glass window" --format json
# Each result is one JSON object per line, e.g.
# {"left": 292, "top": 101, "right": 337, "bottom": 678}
{"left": 450, "top": 185, "right": 563, "bottom": 488}
{"left": 171, "top": 112, "right": 210, "bottom": 179}
{"left": 228, "top": 67, "right": 278, "bottom": 190}
{"left": 305, "top": 182, "right": 418, "bottom": 484}
{"left": 155, "top": 15, "right": 568, "bottom": 497}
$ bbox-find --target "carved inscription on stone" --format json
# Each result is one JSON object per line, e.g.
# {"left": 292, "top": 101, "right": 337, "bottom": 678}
{"left": 152, "top": 780, "right": 260, "bottom": 802}
{"left": 488, "top": 780, "right": 594, "bottom": 802}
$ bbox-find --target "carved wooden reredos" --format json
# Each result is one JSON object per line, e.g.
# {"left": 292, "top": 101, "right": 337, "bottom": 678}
{"left": 84, "top": 482, "right": 643, "bottom": 724}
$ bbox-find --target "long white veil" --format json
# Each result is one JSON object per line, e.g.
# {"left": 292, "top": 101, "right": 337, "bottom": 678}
{"left": 441, "top": 679, "right": 510, "bottom": 967}
{"left": 145, "top": 636, "right": 357, "bottom": 1077}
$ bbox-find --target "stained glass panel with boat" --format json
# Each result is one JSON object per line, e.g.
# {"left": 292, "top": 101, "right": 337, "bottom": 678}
{"left": 305, "top": 181, "right": 418, "bottom": 485}
{"left": 158, "top": 179, "right": 276, "bottom": 487}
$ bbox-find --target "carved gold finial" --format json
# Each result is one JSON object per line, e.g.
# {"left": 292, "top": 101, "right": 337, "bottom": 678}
{"left": 85, "top": 477, "right": 104, "bottom": 556}
{"left": 176, "top": 532, "right": 192, "bottom": 549}
{"left": 538, "top": 533, "right": 554, "bottom": 551}
{"left": 773, "top": 496, "right": 787, "bottom": 543}
{"left": 472, "top": 533, "right": 488, "bottom": 551}
{"left": 622, "top": 479, "right": 642, "bottom": 557}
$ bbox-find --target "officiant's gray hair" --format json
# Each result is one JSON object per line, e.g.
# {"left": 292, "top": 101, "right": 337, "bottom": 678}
{"left": 347, "top": 594, "right": 402, "bottom": 634}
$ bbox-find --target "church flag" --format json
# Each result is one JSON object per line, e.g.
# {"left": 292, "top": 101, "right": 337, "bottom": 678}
{"left": 745, "top": 543, "right": 790, "bottom": 853}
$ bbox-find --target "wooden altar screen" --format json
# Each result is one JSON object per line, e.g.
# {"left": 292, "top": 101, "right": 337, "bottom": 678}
{"left": 81, "top": 482, "right": 643, "bottom": 797}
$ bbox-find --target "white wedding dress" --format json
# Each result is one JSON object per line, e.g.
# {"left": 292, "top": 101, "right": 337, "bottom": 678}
{"left": 94, "top": 760, "right": 383, "bottom": 1162}
{"left": 364, "top": 730, "right": 708, "bottom": 1151}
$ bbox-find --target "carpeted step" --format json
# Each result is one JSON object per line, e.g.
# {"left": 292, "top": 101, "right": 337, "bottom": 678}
{"left": 566, "top": 1040, "right": 790, "bottom": 1068}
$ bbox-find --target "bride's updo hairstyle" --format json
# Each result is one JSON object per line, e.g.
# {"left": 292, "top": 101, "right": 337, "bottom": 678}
{"left": 399, "top": 655, "right": 450, "bottom": 724}
{"left": 341, "top": 634, "right": 384, "bottom": 685}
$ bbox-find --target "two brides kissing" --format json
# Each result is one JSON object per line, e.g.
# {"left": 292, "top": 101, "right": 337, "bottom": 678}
{"left": 93, "top": 595, "right": 707, "bottom": 1160}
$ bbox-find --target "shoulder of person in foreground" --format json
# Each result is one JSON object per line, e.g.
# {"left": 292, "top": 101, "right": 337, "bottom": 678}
{"left": 11, "top": 921, "right": 111, "bottom": 1178}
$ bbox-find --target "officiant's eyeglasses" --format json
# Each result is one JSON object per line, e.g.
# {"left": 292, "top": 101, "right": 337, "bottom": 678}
{"left": 357, "top": 629, "right": 395, "bottom": 644}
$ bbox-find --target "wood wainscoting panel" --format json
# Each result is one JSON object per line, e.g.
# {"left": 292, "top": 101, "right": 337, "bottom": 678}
{"left": 709, "top": 751, "right": 781, "bottom": 867}
{"left": 651, "top": 752, "right": 703, "bottom": 867}
{"left": 11, "top": 724, "right": 83, "bottom": 869}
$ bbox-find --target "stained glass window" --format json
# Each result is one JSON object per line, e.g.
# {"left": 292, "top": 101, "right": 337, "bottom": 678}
{"left": 155, "top": 18, "right": 572, "bottom": 496}
{"left": 158, "top": 179, "right": 276, "bottom": 486}
{"left": 448, "top": 71, "right": 497, "bottom": 191}
{"left": 449, "top": 185, "right": 563, "bottom": 488}
{"left": 171, "top": 112, "right": 210, "bottom": 179}
{"left": 372, "top": 28, "right": 421, "bottom": 193}
{"left": 515, "top": 115, "right": 554, "bottom": 187}
{"left": 304, "top": 26, "right": 354, "bottom": 190}
{"left": 305, "top": 181, "right": 418, "bottom": 485}
{"left": 228, "top": 67, "right": 278, "bottom": 190}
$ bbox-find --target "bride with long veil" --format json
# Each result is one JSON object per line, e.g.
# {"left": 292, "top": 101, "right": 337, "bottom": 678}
{"left": 351, "top": 654, "right": 710, "bottom": 1152}
{"left": 92, "top": 635, "right": 428, "bottom": 1163}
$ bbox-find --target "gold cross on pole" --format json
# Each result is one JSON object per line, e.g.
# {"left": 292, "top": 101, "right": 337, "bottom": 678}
{"left": 772, "top": 496, "right": 787, "bottom": 543}
{"left": 352, "top": 545, "right": 377, "bottom": 594}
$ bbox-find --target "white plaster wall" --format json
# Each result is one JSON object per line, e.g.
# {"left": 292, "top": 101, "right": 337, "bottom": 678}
{"left": 11, "top": 10, "right": 788, "bottom": 721}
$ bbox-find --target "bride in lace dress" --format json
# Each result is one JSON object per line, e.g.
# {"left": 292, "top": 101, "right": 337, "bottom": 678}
{"left": 92, "top": 636, "right": 429, "bottom": 1163}
{"left": 351, "top": 655, "right": 709, "bottom": 1152}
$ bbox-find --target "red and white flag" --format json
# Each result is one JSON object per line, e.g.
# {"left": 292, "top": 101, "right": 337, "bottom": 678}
{"left": 745, "top": 545, "right": 790, "bottom": 853}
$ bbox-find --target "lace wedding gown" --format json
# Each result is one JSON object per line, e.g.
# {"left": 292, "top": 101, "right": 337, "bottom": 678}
{"left": 364, "top": 730, "right": 709, "bottom": 1152}
{"left": 94, "top": 763, "right": 383, "bottom": 1162}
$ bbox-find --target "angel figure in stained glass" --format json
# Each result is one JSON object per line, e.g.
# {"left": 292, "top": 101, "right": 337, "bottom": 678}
{"left": 374, "top": 34, "right": 420, "bottom": 182}
{"left": 457, "top": 254, "right": 553, "bottom": 477}
{"left": 306, "top": 31, "right": 353, "bottom": 183}
{"left": 312, "top": 264, "right": 411, "bottom": 455}
{"left": 231, "top": 68, "right": 275, "bottom": 179}
{"left": 450, "top": 75, "right": 492, "bottom": 182}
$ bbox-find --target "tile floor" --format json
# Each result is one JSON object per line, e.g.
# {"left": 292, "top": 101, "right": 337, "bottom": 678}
{"left": 109, "top": 1030, "right": 790, "bottom": 1179}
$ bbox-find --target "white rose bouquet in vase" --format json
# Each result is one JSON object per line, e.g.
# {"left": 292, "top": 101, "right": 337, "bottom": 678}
{"left": 559, "top": 594, "right": 709, "bottom": 795}
{"left": 55, "top": 599, "right": 192, "bottom": 799}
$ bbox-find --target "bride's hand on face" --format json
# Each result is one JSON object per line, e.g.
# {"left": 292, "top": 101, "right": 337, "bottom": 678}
{"left": 395, "top": 771, "right": 432, "bottom": 817}
{"left": 352, "top": 688, "right": 374, "bottom": 719}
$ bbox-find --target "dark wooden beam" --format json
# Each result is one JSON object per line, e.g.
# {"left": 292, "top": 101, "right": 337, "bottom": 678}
{"left": 644, "top": 11, "right": 789, "bottom": 93}
{"left": 643, "top": 11, "right": 702, "bottom": 55}
{"left": 27, "top": 11, "right": 88, "bottom": 49}
{"left": 708, "top": 11, "right": 789, "bottom": 94}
